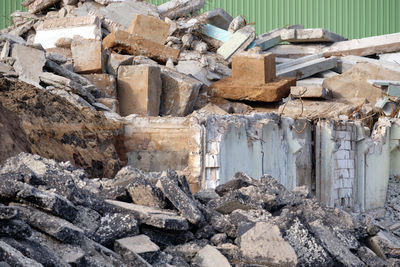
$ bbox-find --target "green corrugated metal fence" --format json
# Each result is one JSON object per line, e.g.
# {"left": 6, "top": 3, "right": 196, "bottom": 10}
{"left": 1, "top": 0, "right": 399, "bottom": 39}
{"left": 0, "top": 0, "right": 26, "bottom": 30}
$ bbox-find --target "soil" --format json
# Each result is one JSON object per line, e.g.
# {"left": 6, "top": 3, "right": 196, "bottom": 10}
{"left": 0, "top": 75, "right": 123, "bottom": 178}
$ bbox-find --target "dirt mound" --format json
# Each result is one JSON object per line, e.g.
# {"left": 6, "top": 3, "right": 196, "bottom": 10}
{"left": 0, "top": 76, "right": 122, "bottom": 178}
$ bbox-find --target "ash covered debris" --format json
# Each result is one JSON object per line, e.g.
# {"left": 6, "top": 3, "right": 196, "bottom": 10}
{"left": 0, "top": 152, "right": 396, "bottom": 266}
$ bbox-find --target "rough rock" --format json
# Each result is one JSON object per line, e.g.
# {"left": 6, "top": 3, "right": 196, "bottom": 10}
{"left": 0, "top": 241, "right": 42, "bottom": 267}
{"left": 115, "top": 235, "right": 160, "bottom": 264}
{"left": 192, "top": 245, "right": 231, "bottom": 267}
{"left": 127, "top": 176, "right": 166, "bottom": 209}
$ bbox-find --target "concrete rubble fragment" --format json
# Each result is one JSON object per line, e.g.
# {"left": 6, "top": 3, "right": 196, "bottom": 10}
{"left": 281, "top": 28, "right": 347, "bottom": 43}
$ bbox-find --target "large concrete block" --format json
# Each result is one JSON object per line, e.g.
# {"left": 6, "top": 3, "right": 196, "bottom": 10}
{"left": 117, "top": 65, "right": 161, "bottom": 116}
{"left": 82, "top": 74, "right": 117, "bottom": 98}
{"left": 281, "top": 28, "right": 347, "bottom": 43}
{"left": 232, "top": 52, "right": 275, "bottom": 84}
{"left": 34, "top": 16, "right": 102, "bottom": 49}
{"left": 71, "top": 39, "right": 105, "bottom": 74}
{"left": 210, "top": 77, "right": 296, "bottom": 102}
{"left": 106, "top": 52, "right": 134, "bottom": 76}
{"left": 159, "top": 67, "right": 202, "bottom": 116}
{"left": 128, "top": 15, "right": 170, "bottom": 45}
{"left": 103, "top": 30, "right": 180, "bottom": 63}
{"left": 217, "top": 26, "right": 256, "bottom": 61}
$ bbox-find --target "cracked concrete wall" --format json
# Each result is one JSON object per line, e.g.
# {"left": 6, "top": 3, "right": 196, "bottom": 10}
{"left": 203, "top": 114, "right": 313, "bottom": 191}
{"left": 316, "top": 118, "right": 395, "bottom": 212}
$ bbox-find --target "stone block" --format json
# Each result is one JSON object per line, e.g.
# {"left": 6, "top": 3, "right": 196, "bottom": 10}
{"left": 210, "top": 77, "right": 296, "bottom": 102}
{"left": 106, "top": 52, "right": 134, "bottom": 76}
{"left": 290, "top": 86, "right": 331, "bottom": 99}
{"left": 34, "top": 16, "right": 102, "bottom": 49}
{"left": 71, "top": 39, "right": 105, "bottom": 74}
{"left": 103, "top": 30, "right": 180, "bottom": 63}
{"left": 117, "top": 65, "right": 161, "bottom": 116}
{"left": 82, "top": 74, "right": 116, "bottom": 98}
{"left": 232, "top": 52, "right": 275, "bottom": 84}
{"left": 159, "top": 66, "right": 202, "bottom": 116}
{"left": 128, "top": 14, "right": 170, "bottom": 45}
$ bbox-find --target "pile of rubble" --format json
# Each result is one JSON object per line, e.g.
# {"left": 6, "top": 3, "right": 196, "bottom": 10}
{"left": 0, "top": 152, "right": 399, "bottom": 266}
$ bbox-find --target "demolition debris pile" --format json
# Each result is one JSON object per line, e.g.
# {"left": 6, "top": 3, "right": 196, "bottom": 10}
{"left": 1, "top": 0, "right": 400, "bottom": 265}
{"left": 0, "top": 152, "right": 398, "bottom": 266}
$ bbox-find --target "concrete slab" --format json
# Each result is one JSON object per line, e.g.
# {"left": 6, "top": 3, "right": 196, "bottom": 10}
{"left": 276, "top": 53, "right": 323, "bottom": 72}
{"left": 379, "top": 52, "right": 400, "bottom": 64}
{"left": 281, "top": 28, "right": 347, "bottom": 43}
{"left": 103, "top": 30, "right": 180, "bottom": 64}
{"left": 210, "top": 77, "right": 296, "bottom": 102}
{"left": 335, "top": 55, "right": 400, "bottom": 74}
{"left": 34, "top": 16, "right": 102, "bottom": 49}
{"left": 12, "top": 44, "right": 46, "bottom": 88}
{"left": 128, "top": 14, "right": 170, "bottom": 45}
{"left": 198, "top": 24, "right": 233, "bottom": 43}
{"left": 0, "top": 41, "right": 10, "bottom": 59}
{"left": 217, "top": 26, "right": 256, "bottom": 61}
{"left": 117, "top": 65, "right": 161, "bottom": 116}
{"left": 296, "top": 78, "right": 325, "bottom": 87}
{"left": 277, "top": 57, "right": 337, "bottom": 80}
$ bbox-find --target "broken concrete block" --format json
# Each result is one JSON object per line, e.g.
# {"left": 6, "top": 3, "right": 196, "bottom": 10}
{"left": 232, "top": 52, "right": 276, "bottom": 84}
{"left": 106, "top": 52, "right": 134, "bottom": 76}
{"left": 198, "top": 24, "right": 233, "bottom": 44}
{"left": 103, "top": 30, "right": 180, "bottom": 63}
{"left": 117, "top": 65, "right": 161, "bottom": 116}
{"left": 106, "top": 200, "right": 189, "bottom": 230}
{"left": 127, "top": 176, "right": 166, "bottom": 208}
{"left": 281, "top": 28, "right": 347, "bottom": 43}
{"left": 82, "top": 74, "right": 116, "bottom": 98}
{"left": 27, "top": 0, "right": 60, "bottom": 14}
{"left": 159, "top": 66, "right": 202, "bottom": 116}
{"left": 211, "top": 77, "right": 296, "bottom": 102}
{"left": 34, "top": 16, "right": 102, "bottom": 49}
{"left": 323, "top": 32, "right": 400, "bottom": 57}
{"left": 176, "top": 60, "right": 210, "bottom": 86}
{"left": 159, "top": 176, "right": 204, "bottom": 225}
{"left": 277, "top": 57, "right": 337, "bottom": 80}
{"left": 335, "top": 55, "right": 400, "bottom": 74}
{"left": 198, "top": 8, "right": 233, "bottom": 30}
{"left": 254, "top": 24, "right": 304, "bottom": 51}
{"left": 115, "top": 235, "right": 160, "bottom": 263}
{"left": 128, "top": 15, "right": 170, "bottom": 45}
{"left": 192, "top": 245, "right": 231, "bottom": 267}
{"left": 276, "top": 53, "right": 323, "bottom": 72}
{"left": 158, "top": 0, "right": 206, "bottom": 20}
{"left": 291, "top": 86, "right": 331, "bottom": 99}
{"left": 71, "top": 39, "right": 105, "bottom": 74}
{"left": 12, "top": 44, "right": 46, "bottom": 88}
{"left": 296, "top": 77, "right": 325, "bottom": 87}
{"left": 217, "top": 26, "right": 256, "bottom": 61}
{"left": 238, "top": 222, "right": 298, "bottom": 266}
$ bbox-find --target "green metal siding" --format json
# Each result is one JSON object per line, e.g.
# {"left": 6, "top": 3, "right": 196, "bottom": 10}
{"left": 151, "top": 0, "right": 400, "bottom": 39}
{"left": 0, "top": 0, "right": 26, "bottom": 30}
{"left": 1, "top": 0, "right": 399, "bottom": 39}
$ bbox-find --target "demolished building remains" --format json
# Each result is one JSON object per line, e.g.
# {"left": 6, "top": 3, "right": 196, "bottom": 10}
{"left": 1, "top": 0, "right": 400, "bottom": 265}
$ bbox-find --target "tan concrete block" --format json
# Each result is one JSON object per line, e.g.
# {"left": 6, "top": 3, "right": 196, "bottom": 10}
{"left": 103, "top": 30, "right": 180, "bottom": 63}
{"left": 106, "top": 52, "right": 134, "bottom": 76}
{"left": 97, "top": 98, "right": 119, "bottom": 114}
{"left": 71, "top": 39, "right": 105, "bottom": 74}
{"left": 82, "top": 74, "right": 117, "bottom": 98}
{"left": 118, "top": 65, "right": 161, "bottom": 116}
{"left": 210, "top": 77, "right": 296, "bottom": 102}
{"left": 128, "top": 14, "right": 170, "bottom": 45}
{"left": 232, "top": 52, "right": 276, "bottom": 84}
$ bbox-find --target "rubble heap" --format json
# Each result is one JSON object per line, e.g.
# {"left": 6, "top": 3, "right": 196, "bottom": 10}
{"left": 0, "top": 152, "right": 398, "bottom": 266}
